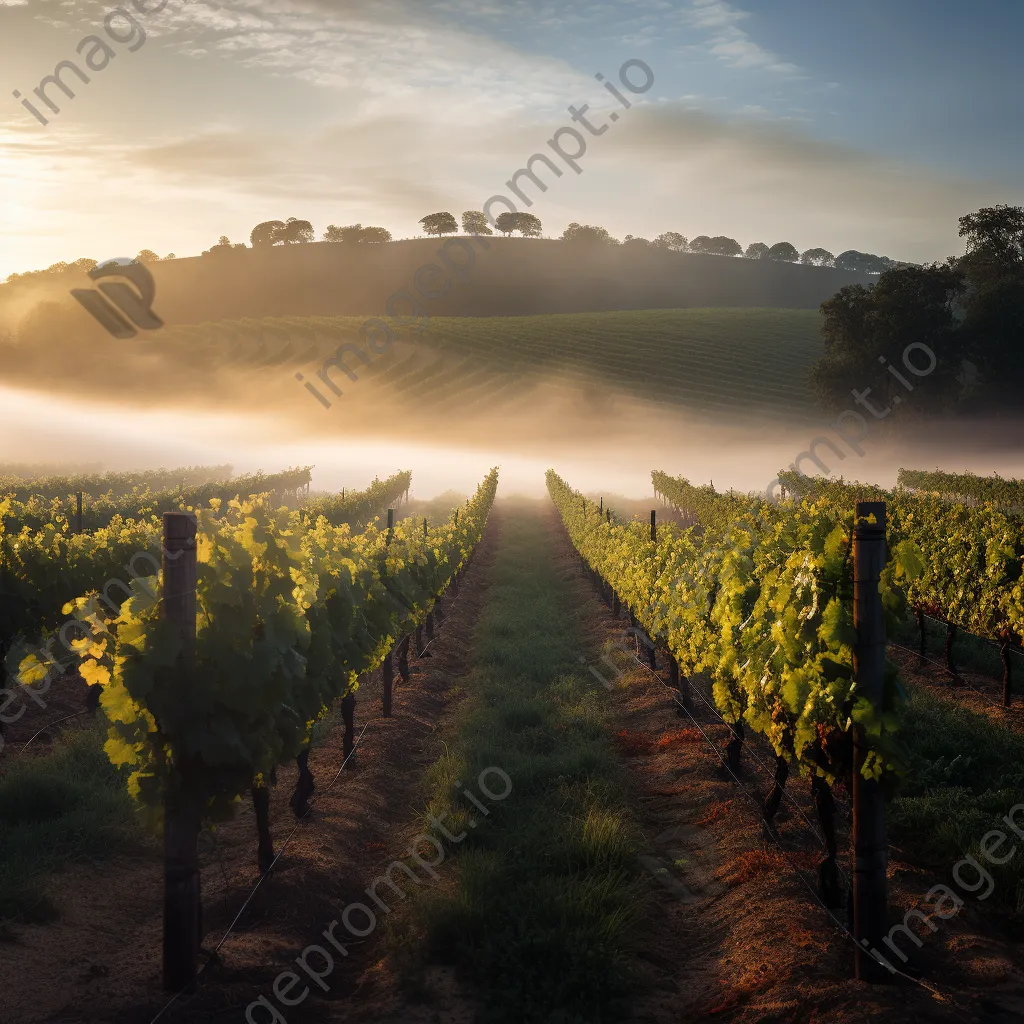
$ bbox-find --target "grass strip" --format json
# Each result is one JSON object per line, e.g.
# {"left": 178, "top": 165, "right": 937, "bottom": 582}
{"left": 400, "top": 501, "right": 645, "bottom": 1024}
{"left": 891, "top": 687, "right": 1024, "bottom": 915}
{"left": 0, "top": 722, "right": 138, "bottom": 926}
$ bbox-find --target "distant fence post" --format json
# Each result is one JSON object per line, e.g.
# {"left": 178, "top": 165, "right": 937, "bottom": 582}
{"left": 1002, "top": 637, "right": 1013, "bottom": 708}
{"left": 382, "top": 649, "right": 394, "bottom": 717}
{"left": 650, "top": 509, "right": 656, "bottom": 543}
{"left": 341, "top": 691, "right": 356, "bottom": 765}
{"left": 852, "top": 501, "right": 888, "bottom": 982}
{"left": 398, "top": 635, "right": 410, "bottom": 682}
{"left": 161, "top": 512, "right": 200, "bottom": 993}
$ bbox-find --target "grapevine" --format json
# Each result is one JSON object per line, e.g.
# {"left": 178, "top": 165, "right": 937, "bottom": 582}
{"left": 18, "top": 469, "right": 497, "bottom": 826}
{"left": 551, "top": 470, "right": 922, "bottom": 784}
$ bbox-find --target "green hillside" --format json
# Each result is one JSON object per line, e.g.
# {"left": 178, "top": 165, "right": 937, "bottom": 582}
{"left": 2, "top": 306, "right": 825, "bottom": 424}
{"left": 191, "top": 307, "right": 826, "bottom": 422}
{"left": 409, "top": 308, "right": 824, "bottom": 419}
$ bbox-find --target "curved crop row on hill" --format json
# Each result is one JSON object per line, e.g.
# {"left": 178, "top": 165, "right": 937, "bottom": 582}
{"left": 158, "top": 308, "right": 825, "bottom": 421}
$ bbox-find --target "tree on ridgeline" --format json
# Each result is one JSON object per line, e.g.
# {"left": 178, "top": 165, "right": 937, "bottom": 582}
{"left": 281, "top": 218, "right": 314, "bottom": 243}
{"left": 801, "top": 247, "right": 835, "bottom": 267}
{"left": 810, "top": 263, "right": 966, "bottom": 415}
{"left": 251, "top": 220, "right": 287, "bottom": 247}
{"left": 206, "top": 236, "right": 234, "bottom": 256}
{"left": 653, "top": 231, "right": 687, "bottom": 251}
{"left": 712, "top": 237, "right": 743, "bottom": 256}
{"left": 420, "top": 212, "right": 459, "bottom": 236}
{"left": 622, "top": 235, "right": 651, "bottom": 248}
{"left": 495, "top": 212, "right": 517, "bottom": 237}
{"left": 135, "top": 250, "right": 161, "bottom": 263}
{"left": 809, "top": 205, "right": 1024, "bottom": 416}
{"left": 958, "top": 204, "right": 1024, "bottom": 282}
{"left": 766, "top": 242, "right": 799, "bottom": 262}
{"left": 689, "top": 235, "right": 742, "bottom": 256}
{"left": 462, "top": 210, "right": 493, "bottom": 236}
{"left": 516, "top": 213, "right": 543, "bottom": 237}
{"left": 744, "top": 242, "right": 769, "bottom": 259}
{"left": 323, "top": 223, "right": 391, "bottom": 243}
{"left": 561, "top": 222, "right": 618, "bottom": 245}
{"left": 834, "top": 250, "right": 893, "bottom": 274}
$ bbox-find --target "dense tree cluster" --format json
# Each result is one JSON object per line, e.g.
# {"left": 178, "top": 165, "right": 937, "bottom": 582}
{"left": 322, "top": 224, "right": 392, "bottom": 243}
{"left": 250, "top": 218, "right": 315, "bottom": 247}
{"left": 809, "top": 205, "right": 1024, "bottom": 414}
{"left": 419, "top": 212, "right": 459, "bottom": 237}
{"left": 4, "top": 252, "right": 176, "bottom": 285}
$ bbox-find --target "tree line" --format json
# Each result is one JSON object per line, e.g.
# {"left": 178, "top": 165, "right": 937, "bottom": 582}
{"left": 415, "top": 213, "right": 909, "bottom": 273}
{"left": 4, "top": 211, "right": 910, "bottom": 286}
{"left": 810, "top": 205, "right": 1024, "bottom": 413}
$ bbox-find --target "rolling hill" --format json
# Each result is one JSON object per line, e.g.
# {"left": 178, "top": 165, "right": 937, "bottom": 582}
{"left": 0, "top": 307, "right": 824, "bottom": 428}
{"left": 2, "top": 237, "right": 871, "bottom": 330}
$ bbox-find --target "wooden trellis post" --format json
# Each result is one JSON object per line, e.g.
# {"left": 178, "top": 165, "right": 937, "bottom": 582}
{"left": 161, "top": 512, "right": 200, "bottom": 992}
{"left": 852, "top": 501, "right": 888, "bottom": 981}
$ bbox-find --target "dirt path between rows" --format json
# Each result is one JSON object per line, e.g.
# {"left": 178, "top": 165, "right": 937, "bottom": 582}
{"left": 0, "top": 514, "right": 498, "bottom": 1024}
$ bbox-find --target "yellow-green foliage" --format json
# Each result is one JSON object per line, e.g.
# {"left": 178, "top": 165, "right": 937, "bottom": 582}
{"left": 549, "top": 470, "right": 922, "bottom": 783}
{"left": 15, "top": 471, "right": 498, "bottom": 828}
{"left": 775, "top": 470, "right": 1024, "bottom": 643}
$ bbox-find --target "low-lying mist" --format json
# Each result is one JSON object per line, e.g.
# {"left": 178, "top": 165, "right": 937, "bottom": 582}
{"left": 4, "top": 366, "right": 1023, "bottom": 499}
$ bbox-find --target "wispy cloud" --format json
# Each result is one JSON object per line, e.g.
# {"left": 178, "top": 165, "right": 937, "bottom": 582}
{"left": 687, "top": 0, "right": 802, "bottom": 75}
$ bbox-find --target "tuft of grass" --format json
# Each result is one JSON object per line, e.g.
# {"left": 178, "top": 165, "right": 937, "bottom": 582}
{"left": 404, "top": 505, "right": 646, "bottom": 1023}
{"left": 891, "top": 687, "right": 1024, "bottom": 913}
{"left": 0, "top": 722, "right": 138, "bottom": 923}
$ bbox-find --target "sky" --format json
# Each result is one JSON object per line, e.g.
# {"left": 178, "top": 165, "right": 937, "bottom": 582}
{"left": 1, "top": 0, "right": 1022, "bottom": 281}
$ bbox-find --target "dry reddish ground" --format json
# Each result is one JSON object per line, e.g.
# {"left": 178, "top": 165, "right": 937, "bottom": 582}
{"left": 0, "top": 665, "right": 98, "bottom": 752}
